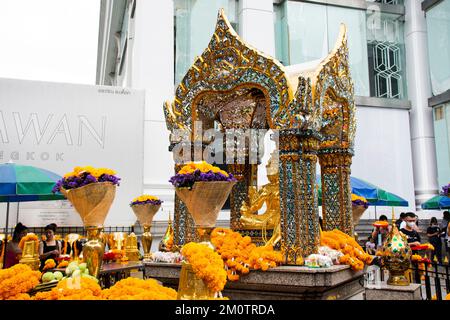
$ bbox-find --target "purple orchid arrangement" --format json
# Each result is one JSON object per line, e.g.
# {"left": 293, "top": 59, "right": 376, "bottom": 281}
{"left": 52, "top": 167, "right": 121, "bottom": 194}
{"left": 442, "top": 183, "right": 450, "bottom": 196}
{"left": 169, "top": 161, "right": 236, "bottom": 189}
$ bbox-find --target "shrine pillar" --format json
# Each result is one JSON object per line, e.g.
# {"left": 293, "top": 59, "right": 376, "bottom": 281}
{"left": 278, "top": 129, "right": 321, "bottom": 264}
{"left": 318, "top": 149, "right": 354, "bottom": 236}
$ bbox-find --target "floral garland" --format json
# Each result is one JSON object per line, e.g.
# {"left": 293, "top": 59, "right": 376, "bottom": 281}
{"left": 34, "top": 277, "right": 103, "bottom": 300}
{"left": 52, "top": 166, "right": 121, "bottom": 193}
{"left": 18, "top": 233, "right": 39, "bottom": 251}
{"left": 321, "top": 229, "right": 373, "bottom": 271}
{"left": 211, "top": 228, "right": 283, "bottom": 281}
{"left": 351, "top": 194, "right": 369, "bottom": 209}
{"left": 57, "top": 260, "right": 69, "bottom": 268}
{"left": 0, "top": 264, "right": 41, "bottom": 300}
{"left": 130, "top": 194, "right": 163, "bottom": 206}
{"left": 169, "top": 161, "right": 236, "bottom": 189}
{"left": 43, "top": 259, "right": 56, "bottom": 271}
{"left": 101, "top": 278, "right": 177, "bottom": 300}
{"left": 181, "top": 242, "right": 227, "bottom": 293}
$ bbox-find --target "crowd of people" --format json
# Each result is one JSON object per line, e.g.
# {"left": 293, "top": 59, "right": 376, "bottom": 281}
{"left": 365, "top": 211, "right": 450, "bottom": 263}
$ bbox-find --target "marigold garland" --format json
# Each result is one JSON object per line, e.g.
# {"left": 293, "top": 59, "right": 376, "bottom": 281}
{"left": 33, "top": 277, "right": 103, "bottom": 300}
{"left": 57, "top": 260, "right": 69, "bottom": 268}
{"left": 321, "top": 229, "right": 373, "bottom": 271}
{"left": 43, "top": 259, "right": 56, "bottom": 271}
{"left": 0, "top": 264, "right": 41, "bottom": 300}
{"left": 211, "top": 228, "right": 282, "bottom": 281}
{"left": 101, "top": 277, "right": 177, "bottom": 300}
{"left": 181, "top": 242, "right": 227, "bottom": 293}
{"left": 18, "top": 233, "right": 39, "bottom": 250}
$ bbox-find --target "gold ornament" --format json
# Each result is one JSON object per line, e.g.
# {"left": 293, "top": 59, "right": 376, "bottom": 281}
{"left": 19, "top": 240, "right": 40, "bottom": 270}
{"left": 159, "top": 214, "right": 174, "bottom": 252}
{"left": 381, "top": 210, "right": 411, "bottom": 286}
{"left": 124, "top": 233, "right": 140, "bottom": 262}
{"left": 131, "top": 203, "right": 160, "bottom": 260}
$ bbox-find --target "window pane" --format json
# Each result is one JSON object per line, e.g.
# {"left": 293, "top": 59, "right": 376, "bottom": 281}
{"left": 283, "top": 2, "right": 328, "bottom": 65}
{"left": 274, "top": 2, "right": 370, "bottom": 96}
{"left": 367, "top": 12, "right": 406, "bottom": 99}
{"left": 426, "top": 0, "right": 450, "bottom": 95}
{"left": 327, "top": 6, "right": 370, "bottom": 96}
{"left": 174, "top": 0, "right": 238, "bottom": 86}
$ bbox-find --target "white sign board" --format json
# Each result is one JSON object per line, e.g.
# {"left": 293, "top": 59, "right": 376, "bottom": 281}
{"left": 0, "top": 78, "right": 145, "bottom": 227}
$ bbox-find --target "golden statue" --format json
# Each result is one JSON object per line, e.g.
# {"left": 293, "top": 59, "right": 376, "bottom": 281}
{"left": 240, "top": 152, "right": 281, "bottom": 246}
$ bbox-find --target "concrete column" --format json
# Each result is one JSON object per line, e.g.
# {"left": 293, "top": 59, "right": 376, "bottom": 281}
{"left": 131, "top": 0, "right": 175, "bottom": 220}
{"left": 238, "top": 0, "right": 275, "bottom": 56}
{"left": 405, "top": 0, "right": 439, "bottom": 209}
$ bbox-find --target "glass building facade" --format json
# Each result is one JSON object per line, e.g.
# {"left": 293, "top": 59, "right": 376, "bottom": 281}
{"left": 427, "top": 0, "right": 450, "bottom": 188}
{"left": 274, "top": 0, "right": 406, "bottom": 98}
{"left": 174, "top": 0, "right": 238, "bottom": 86}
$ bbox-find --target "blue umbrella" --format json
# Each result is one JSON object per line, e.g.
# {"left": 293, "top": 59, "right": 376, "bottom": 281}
{"left": 0, "top": 162, "right": 64, "bottom": 267}
{"left": 317, "top": 176, "right": 408, "bottom": 204}
{"left": 421, "top": 195, "right": 450, "bottom": 210}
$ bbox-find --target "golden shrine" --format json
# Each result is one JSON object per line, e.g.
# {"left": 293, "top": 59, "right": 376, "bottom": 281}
{"left": 164, "top": 9, "right": 356, "bottom": 265}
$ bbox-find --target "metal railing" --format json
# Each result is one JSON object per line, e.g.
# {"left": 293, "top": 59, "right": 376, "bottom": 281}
{"left": 0, "top": 226, "right": 134, "bottom": 238}
{"left": 408, "top": 261, "right": 450, "bottom": 300}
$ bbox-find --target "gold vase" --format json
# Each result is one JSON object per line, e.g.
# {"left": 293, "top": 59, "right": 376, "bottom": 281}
{"left": 352, "top": 204, "right": 368, "bottom": 242}
{"left": 131, "top": 203, "right": 160, "bottom": 260}
{"left": 177, "top": 261, "right": 215, "bottom": 300}
{"left": 83, "top": 227, "right": 105, "bottom": 278}
{"left": 142, "top": 226, "right": 153, "bottom": 260}
{"left": 19, "top": 240, "right": 40, "bottom": 270}
{"left": 175, "top": 181, "right": 236, "bottom": 247}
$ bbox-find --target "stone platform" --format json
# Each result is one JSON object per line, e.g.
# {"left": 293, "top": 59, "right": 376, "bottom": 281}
{"left": 144, "top": 262, "right": 364, "bottom": 300}
{"left": 365, "top": 282, "right": 422, "bottom": 300}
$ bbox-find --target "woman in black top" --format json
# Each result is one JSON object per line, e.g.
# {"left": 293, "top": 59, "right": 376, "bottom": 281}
{"left": 39, "top": 223, "right": 61, "bottom": 271}
{"left": 427, "top": 217, "right": 442, "bottom": 263}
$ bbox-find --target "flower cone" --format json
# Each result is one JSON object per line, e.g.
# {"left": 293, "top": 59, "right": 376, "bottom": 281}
{"left": 131, "top": 203, "right": 161, "bottom": 227}
{"left": 175, "top": 181, "right": 235, "bottom": 228}
{"left": 352, "top": 205, "right": 367, "bottom": 227}
{"left": 61, "top": 182, "right": 116, "bottom": 227}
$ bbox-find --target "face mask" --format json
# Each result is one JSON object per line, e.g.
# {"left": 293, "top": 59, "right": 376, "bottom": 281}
{"left": 407, "top": 222, "right": 415, "bottom": 228}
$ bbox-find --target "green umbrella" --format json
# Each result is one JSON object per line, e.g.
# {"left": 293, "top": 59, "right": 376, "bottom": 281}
{"left": 421, "top": 195, "right": 450, "bottom": 210}
{"left": 0, "top": 162, "right": 64, "bottom": 266}
{"left": 317, "top": 177, "right": 408, "bottom": 207}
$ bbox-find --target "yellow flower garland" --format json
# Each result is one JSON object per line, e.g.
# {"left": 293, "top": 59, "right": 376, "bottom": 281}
{"left": 321, "top": 229, "right": 373, "bottom": 271}
{"left": 34, "top": 277, "right": 103, "bottom": 300}
{"left": 0, "top": 264, "right": 41, "bottom": 300}
{"left": 101, "top": 278, "right": 177, "bottom": 300}
{"left": 43, "top": 259, "right": 56, "bottom": 271}
{"left": 211, "top": 228, "right": 283, "bottom": 281}
{"left": 181, "top": 242, "right": 227, "bottom": 293}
